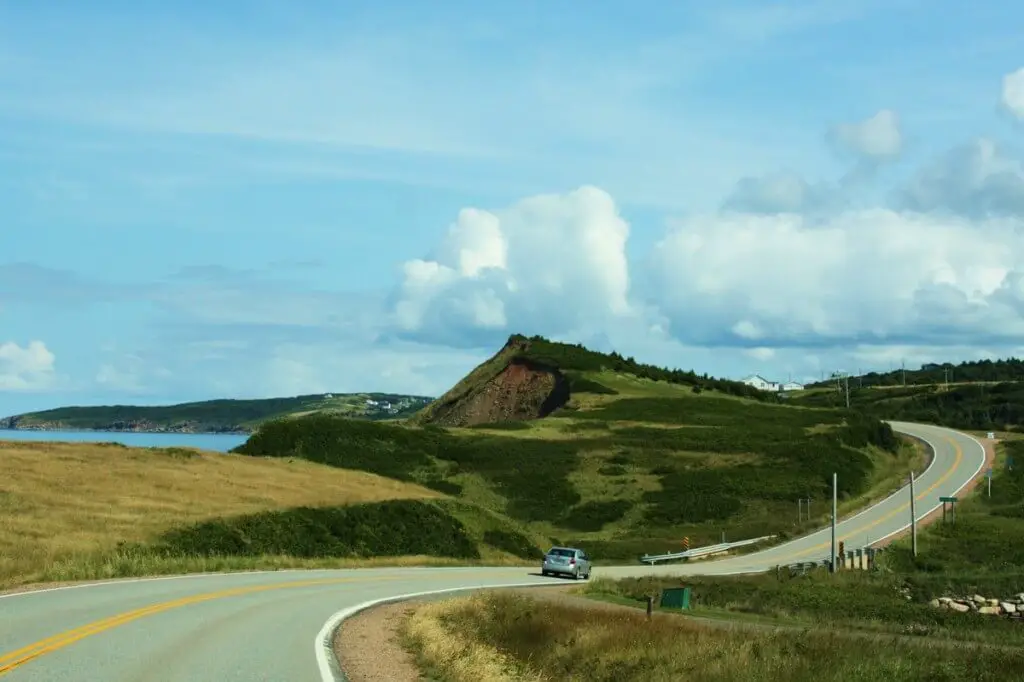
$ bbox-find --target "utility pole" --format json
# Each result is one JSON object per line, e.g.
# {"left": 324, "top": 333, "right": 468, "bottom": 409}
{"left": 910, "top": 471, "right": 918, "bottom": 558}
{"left": 901, "top": 360, "right": 906, "bottom": 387}
{"left": 844, "top": 373, "right": 850, "bottom": 408}
{"left": 944, "top": 367, "right": 949, "bottom": 389}
{"left": 830, "top": 472, "right": 838, "bottom": 573}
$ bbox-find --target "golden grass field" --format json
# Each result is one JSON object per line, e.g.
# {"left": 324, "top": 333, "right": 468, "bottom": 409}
{"left": 0, "top": 440, "right": 442, "bottom": 589}
{"left": 402, "top": 592, "right": 1019, "bottom": 682}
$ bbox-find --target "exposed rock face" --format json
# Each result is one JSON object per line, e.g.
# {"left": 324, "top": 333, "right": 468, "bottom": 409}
{"left": 420, "top": 357, "right": 569, "bottom": 427}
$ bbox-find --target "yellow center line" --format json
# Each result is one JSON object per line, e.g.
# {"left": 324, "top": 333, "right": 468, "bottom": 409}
{"left": 777, "top": 435, "right": 965, "bottom": 563}
{"left": 0, "top": 572, "right": 455, "bottom": 676}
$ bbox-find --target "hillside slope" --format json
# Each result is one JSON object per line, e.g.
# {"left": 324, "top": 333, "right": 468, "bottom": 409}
{"left": 791, "top": 382, "right": 1024, "bottom": 431}
{"left": 1, "top": 392, "right": 433, "bottom": 434}
{"left": 412, "top": 333, "right": 776, "bottom": 427}
{"left": 237, "top": 335, "right": 912, "bottom": 561}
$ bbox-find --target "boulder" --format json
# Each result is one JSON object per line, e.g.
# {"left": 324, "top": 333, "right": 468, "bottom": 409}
{"left": 972, "top": 594, "right": 986, "bottom": 604}
{"left": 948, "top": 602, "right": 970, "bottom": 613}
{"left": 1001, "top": 602, "right": 1017, "bottom": 614}
{"left": 929, "top": 599, "right": 941, "bottom": 608}
{"left": 987, "top": 598, "right": 1000, "bottom": 607}
{"left": 939, "top": 597, "right": 953, "bottom": 605}
{"left": 979, "top": 606, "right": 1002, "bottom": 615}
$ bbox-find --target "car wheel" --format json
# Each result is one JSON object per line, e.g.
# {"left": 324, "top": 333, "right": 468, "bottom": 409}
{"left": 572, "top": 568, "right": 579, "bottom": 580}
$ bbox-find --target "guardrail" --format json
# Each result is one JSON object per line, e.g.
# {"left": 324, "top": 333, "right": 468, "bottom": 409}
{"left": 779, "top": 546, "right": 888, "bottom": 574}
{"left": 640, "top": 535, "right": 777, "bottom": 565}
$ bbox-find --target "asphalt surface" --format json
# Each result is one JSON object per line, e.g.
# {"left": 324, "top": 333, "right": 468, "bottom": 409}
{"left": 0, "top": 422, "right": 987, "bottom": 681}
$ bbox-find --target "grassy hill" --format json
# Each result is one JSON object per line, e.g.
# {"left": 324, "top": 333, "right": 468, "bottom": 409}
{"left": 234, "top": 335, "right": 913, "bottom": 561}
{"left": 790, "top": 382, "right": 1024, "bottom": 432}
{"left": 0, "top": 439, "right": 543, "bottom": 589}
{"left": 0, "top": 392, "right": 434, "bottom": 434}
{"left": 1, "top": 334, "right": 930, "bottom": 588}
{"left": 806, "top": 357, "right": 1024, "bottom": 389}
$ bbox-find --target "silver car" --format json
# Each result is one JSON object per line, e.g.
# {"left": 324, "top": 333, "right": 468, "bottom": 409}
{"left": 541, "top": 546, "right": 592, "bottom": 580}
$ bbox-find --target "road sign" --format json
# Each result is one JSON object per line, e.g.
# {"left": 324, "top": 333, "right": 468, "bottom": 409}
{"left": 682, "top": 536, "right": 690, "bottom": 551}
{"left": 940, "top": 496, "right": 957, "bottom": 503}
{"left": 987, "top": 467, "right": 993, "bottom": 477}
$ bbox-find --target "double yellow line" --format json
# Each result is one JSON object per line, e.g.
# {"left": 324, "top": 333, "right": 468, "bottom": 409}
{"left": 0, "top": 575, "right": 381, "bottom": 676}
{"left": 778, "top": 435, "right": 966, "bottom": 563}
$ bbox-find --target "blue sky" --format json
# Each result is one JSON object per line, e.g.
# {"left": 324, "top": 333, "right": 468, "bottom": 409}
{"left": 3, "top": 0, "right": 1024, "bottom": 416}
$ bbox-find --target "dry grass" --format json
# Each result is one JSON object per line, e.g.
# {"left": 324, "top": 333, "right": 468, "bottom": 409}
{"left": 0, "top": 440, "right": 440, "bottom": 587}
{"left": 403, "top": 592, "right": 1023, "bottom": 682}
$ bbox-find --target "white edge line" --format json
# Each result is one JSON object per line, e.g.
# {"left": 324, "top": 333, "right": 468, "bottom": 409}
{"left": 315, "top": 580, "right": 568, "bottom": 682}
{"left": 868, "top": 428, "right": 987, "bottom": 547}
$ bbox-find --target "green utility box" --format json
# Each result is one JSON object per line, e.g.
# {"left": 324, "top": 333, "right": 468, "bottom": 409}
{"left": 660, "top": 587, "right": 692, "bottom": 610}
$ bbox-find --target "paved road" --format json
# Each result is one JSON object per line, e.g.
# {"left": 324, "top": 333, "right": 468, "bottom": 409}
{"left": 0, "top": 422, "right": 987, "bottom": 681}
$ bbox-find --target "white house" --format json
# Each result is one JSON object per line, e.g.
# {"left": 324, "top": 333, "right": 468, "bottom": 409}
{"left": 741, "top": 374, "right": 780, "bottom": 392}
{"left": 741, "top": 375, "right": 804, "bottom": 392}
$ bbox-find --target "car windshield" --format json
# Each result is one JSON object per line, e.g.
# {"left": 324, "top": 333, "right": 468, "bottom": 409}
{"left": 548, "top": 548, "right": 575, "bottom": 557}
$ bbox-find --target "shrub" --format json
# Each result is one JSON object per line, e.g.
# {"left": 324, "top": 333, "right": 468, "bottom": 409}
{"left": 482, "top": 529, "right": 543, "bottom": 559}
{"left": 597, "top": 464, "right": 628, "bottom": 476}
{"left": 567, "top": 374, "right": 619, "bottom": 395}
{"left": 155, "top": 500, "right": 480, "bottom": 559}
{"left": 423, "top": 478, "right": 464, "bottom": 496}
{"left": 468, "top": 421, "right": 533, "bottom": 430}
{"left": 233, "top": 414, "right": 438, "bottom": 481}
{"left": 560, "top": 500, "right": 632, "bottom": 532}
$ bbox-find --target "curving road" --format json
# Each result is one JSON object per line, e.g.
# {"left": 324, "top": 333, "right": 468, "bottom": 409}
{"left": 0, "top": 422, "right": 987, "bottom": 681}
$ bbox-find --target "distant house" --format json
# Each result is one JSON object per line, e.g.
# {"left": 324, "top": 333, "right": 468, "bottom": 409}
{"left": 741, "top": 374, "right": 804, "bottom": 393}
{"left": 741, "top": 374, "right": 780, "bottom": 392}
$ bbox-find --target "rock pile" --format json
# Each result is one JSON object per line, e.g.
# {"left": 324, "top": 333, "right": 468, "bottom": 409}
{"left": 929, "top": 593, "right": 1024, "bottom": 619}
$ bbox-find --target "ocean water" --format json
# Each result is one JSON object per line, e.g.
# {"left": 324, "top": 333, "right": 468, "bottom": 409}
{"left": 0, "top": 429, "right": 248, "bottom": 452}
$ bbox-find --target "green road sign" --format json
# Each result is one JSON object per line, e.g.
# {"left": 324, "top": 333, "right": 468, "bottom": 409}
{"left": 940, "top": 496, "right": 957, "bottom": 503}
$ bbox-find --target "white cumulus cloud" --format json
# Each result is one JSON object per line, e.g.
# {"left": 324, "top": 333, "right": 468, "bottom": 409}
{"left": 392, "top": 185, "right": 631, "bottom": 345}
{"left": 647, "top": 208, "right": 1023, "bottom": 348}
{"left": 0, "top": 341, "right": 57, "bottom": 391}
{"left": 1002, "top": 68, "right": 1024, "bottom": 120}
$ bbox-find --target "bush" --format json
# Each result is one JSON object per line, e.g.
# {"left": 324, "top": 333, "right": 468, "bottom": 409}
{"left": 155, "top": 500, "right": 480, "bottom": 559}
{"left": 567, "top": 374, "right": 619, "bottom": 395}
{"left": 233, "top": 414, "right": 438, "bottom": 481}
{"left": 560, "top": 500, "right": 632, "bottom": 532}
{"left": 237, "top": 414, "right": 588, "bottom": 524}
{"left": 597, "top": 464, "right": 628, "bottom": 476}
{"left": 468, "top": 421, "right": 533, "bottom": 430}
{"left": 423, "top": 478, "right": 464, "bottom": 496}
{"left": 482, "top": 529, "right": 543, "bottom": 559}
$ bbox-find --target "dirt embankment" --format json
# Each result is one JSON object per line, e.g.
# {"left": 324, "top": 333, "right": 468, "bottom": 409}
{"left": 420, "top": 358, "right": 569, "bottom": 427}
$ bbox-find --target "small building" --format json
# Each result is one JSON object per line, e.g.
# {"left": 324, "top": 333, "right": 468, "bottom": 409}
{"left": 780, "top": 381, "right": 804, "bottom": 392}
{"left": 741, "top": 374, "right": 780, "bottom": 392}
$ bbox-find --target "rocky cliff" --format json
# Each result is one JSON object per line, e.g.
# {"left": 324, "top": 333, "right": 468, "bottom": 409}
{"left": 413, "top": 336, "right": 570, "bottom": 427}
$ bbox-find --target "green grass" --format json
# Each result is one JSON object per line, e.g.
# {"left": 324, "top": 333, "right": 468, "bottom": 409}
{"left": 402, "top": 591, "right": 1024, "bottom": 682}
{"left": 582, "top": 572, "right": 1024, "bottom": 646}
{"left": 235, "top": 365, "right": 907, "bottom": 561}
{"left": 791, "top": 381, "right": 1024, "bottom": 432}
{"left": 2, "top": 392, "right": 433, "bottom": 432}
